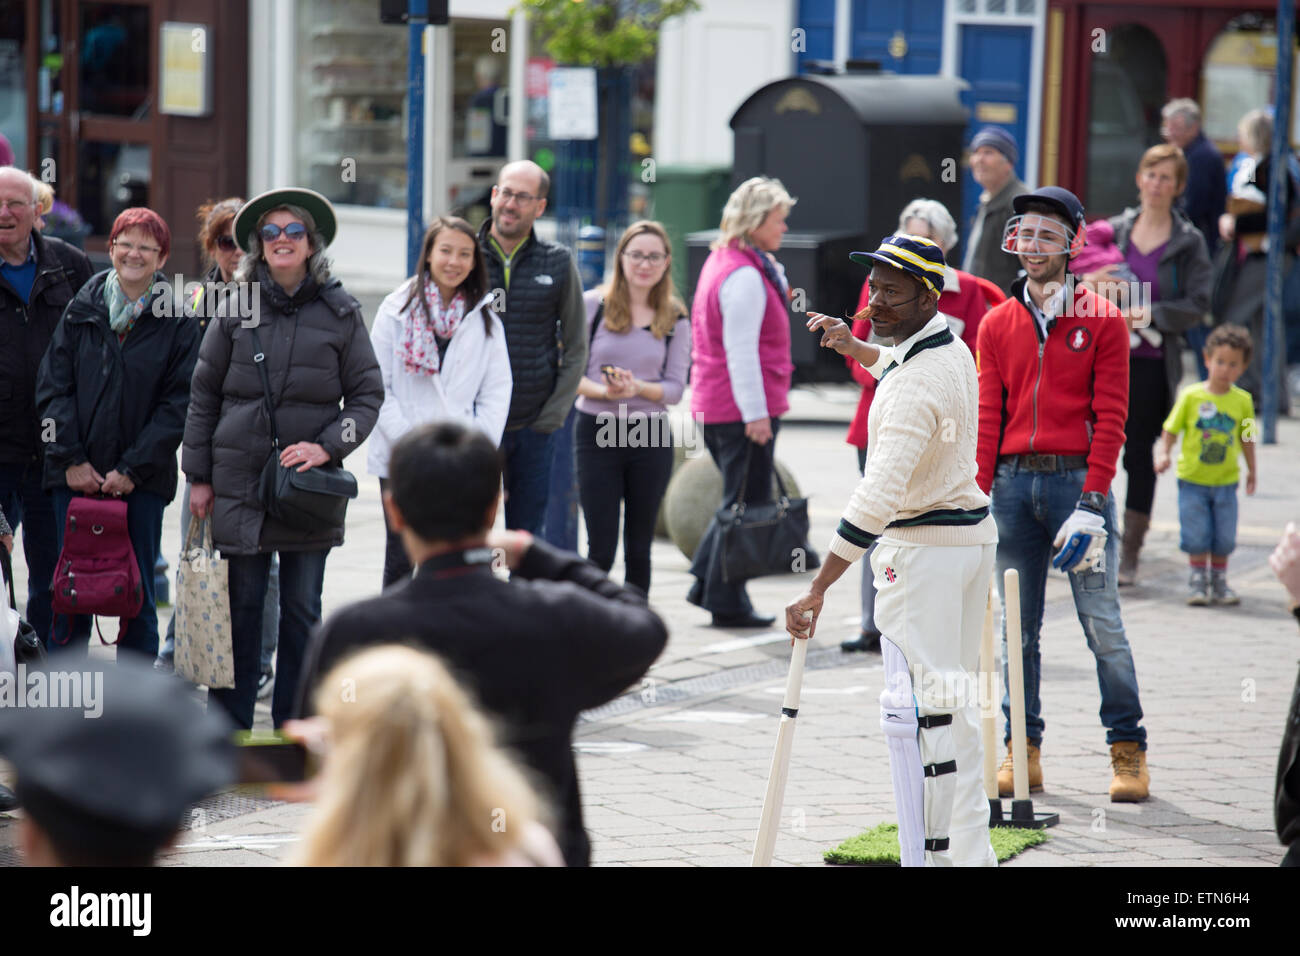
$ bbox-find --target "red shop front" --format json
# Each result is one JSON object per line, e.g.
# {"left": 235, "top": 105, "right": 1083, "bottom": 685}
{"left": 1044, "top": 1, "right": 1299, "bottom": 218}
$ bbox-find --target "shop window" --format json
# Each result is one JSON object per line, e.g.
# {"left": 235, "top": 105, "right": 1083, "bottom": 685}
{"left": 78, "top": 3, "right": 149, "bottom": 118}
{"left": 0, "top": 5, "right": 24, "bottom": 165}
{"left": 77, "top": 140, "right": 149, "bottom": 236}
{"left": 40, "top": 0, "right": 64, "bottom": 118}
{"left": 297, "top": 0, "right": 409, "bottom": 209}
{"left": 452, "top": 20, "right": 510, "bottom": 160}
{"left": 1086, "top": 24, "right": 1166, "bottom": 218}
{"left": 1202, "top": 16, "right": 1300, "bottom": 152}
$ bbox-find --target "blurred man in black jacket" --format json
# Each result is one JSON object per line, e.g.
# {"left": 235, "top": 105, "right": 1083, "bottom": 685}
{"left": 296, "top": 421, "right": 667, "bottom": 866}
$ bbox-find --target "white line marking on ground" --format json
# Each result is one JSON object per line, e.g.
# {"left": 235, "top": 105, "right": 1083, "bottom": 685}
{"left": 574, "top": 741, "right": 652, "bottom": 754}
{"left": 173, "top": 833, "right": 300, "bottom": 851}
{"left": 763, "top": 685, "right": 869, "bottom": 695}
{"left": 650, "top": 711, "right": 766, "bottom": 724}
{"left": 699, "top": 631, "right": 789, "bottom": 654}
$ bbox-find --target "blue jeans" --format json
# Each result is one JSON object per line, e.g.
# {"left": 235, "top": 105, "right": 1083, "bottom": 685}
{"left": 209, "top": 548, "right": 328, "bottom": 730}
{"left": 1184, "top": 325, "right": 1210, "bottom": 382}
{"left": 0, "top": 461, "right": 58, "bottom": 645}
{"left": 159, "top": 482, "right": 280, "bottom": 671}
{"left": 50, "top": 487, "right": 165, "bottom": 660}
{"left": 991, "top": 460, "right": 1146, "bottom": 748}
{"left": 1177, "top": 480, "right": 1238, "bottom": 556}
{"left": 542, "top": 407, "right": 580, "bottom": 551}
{"left": 501, "top": 426, "right": 558, "bottom": 535}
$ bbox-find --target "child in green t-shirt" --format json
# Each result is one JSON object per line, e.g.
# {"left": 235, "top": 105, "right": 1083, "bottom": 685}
{"left": 1155, "top": 325, "right": 1257, "bottom": 606}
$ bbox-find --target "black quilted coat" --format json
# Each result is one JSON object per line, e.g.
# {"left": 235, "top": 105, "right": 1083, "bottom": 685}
{"left": 181, "top": 265, "right": 382, "bottom": 554}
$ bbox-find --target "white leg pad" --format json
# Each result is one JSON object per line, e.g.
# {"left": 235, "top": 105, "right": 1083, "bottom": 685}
{"left": 917, "top": 704, "right": 957, "bottom": 868}
{"left": 879, "top": 638, "right": 924, "bottom": 867}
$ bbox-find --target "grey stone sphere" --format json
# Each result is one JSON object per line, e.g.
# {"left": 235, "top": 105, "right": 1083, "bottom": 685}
{"left": 663, "top": 455, "right": 802, "bottom": 560}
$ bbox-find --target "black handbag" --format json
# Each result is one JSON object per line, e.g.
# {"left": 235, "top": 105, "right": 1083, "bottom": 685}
{"left": 715, "top": 446, "right": 820, "bottom": 583}
{"left": 1209, "top": 239, "right": 1241, "bottom": 322}
{"left": 1, "top": 544, "right": 46, "bottom": 666}
{"left": 249, "top": 327, "right": 358, "bottom": 533}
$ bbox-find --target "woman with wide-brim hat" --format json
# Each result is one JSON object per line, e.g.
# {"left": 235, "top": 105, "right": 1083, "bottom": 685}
{"left": 181, "top": 187, "right": 383, "bottom": 730}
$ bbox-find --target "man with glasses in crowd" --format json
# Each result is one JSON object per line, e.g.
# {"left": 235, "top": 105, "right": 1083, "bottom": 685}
{"left": 974, "top": 186, "right": 1150, "bottom": 804}
{"left": 477, "top": 160, "right": 587, "bottom": 536}
{"left": 0, "top": 166, "right": 92, "bottom": 811}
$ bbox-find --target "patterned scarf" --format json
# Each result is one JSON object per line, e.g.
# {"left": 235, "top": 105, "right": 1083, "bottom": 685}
{"left": 104, "top": 270, "right": 150, "bottom": 338}
{"left": 400, "top": 278, "right": 466, "bottom": 377}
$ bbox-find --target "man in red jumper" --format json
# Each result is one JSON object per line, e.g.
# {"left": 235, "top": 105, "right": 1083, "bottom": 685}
{"left": 975, "top": 186, "right": 1150, "bottom": 802}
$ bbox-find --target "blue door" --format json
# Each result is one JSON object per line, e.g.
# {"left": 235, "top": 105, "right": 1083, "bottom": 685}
{"left": 958, "top": 25, "right": 1032, "bottom": 244}
{"left": 796, "top": 0, "right": 836, "bottom": 72}
{"left": 851, "top": 0, "right": 943, "bottom": 74}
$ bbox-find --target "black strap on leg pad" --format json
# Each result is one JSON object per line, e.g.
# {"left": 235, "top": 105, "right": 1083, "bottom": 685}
{"left": 923, "top": 760, "right": 958, "bottom": 777}
{"left": 917, "top": 714, "right": 953, "bottom": 729}
{"left": 924, "top": 838, "right": 950, "bottom": 852}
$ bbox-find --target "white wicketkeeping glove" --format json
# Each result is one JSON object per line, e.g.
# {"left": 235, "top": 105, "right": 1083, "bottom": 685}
{"left": 1052, "top": 508, "right": 1107, "bottom": 574}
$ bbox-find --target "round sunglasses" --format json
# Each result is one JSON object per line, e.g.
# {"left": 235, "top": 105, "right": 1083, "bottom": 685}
{"left": 260, "top": 222, "right": 308, "bottom": 242}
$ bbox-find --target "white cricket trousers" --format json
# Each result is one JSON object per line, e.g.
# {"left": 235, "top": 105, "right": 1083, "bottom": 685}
{"left": 871, "top": 536, "right": 998, "bottom": 867}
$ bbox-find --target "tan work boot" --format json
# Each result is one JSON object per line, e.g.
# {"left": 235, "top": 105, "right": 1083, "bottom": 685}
{"left": 1109, "top": 741, "right": 1150, "bottom": 802}
{"left": 996, "top": 742, "right": 1043, "bottom": 797}
{"left": 1118, "top": 510, "right": 1150, "bottom": 586}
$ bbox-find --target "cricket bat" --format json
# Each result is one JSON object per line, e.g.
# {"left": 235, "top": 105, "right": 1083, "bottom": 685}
{"left": 751, "top": 615, "right": 812, "bottom": 867}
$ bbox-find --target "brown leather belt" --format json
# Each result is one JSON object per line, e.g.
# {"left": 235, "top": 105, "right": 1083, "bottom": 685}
{"left": 999, "top": 454, "right": 1088, "bottom": 472}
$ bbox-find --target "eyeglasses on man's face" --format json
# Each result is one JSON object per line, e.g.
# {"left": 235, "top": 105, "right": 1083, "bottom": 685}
{"left": 623, "top": 251, "right": 667, "bottom": 266}
{"left": 112, "top": 240, "right": 162, "bottom": 256}
{"left": 0, "top": 199, "right": 35, "bottom": 214}
{"left": 496, "top": 187, "right": 538, "bottom": 205}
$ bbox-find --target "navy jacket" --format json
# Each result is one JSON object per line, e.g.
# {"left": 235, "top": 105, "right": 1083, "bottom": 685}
{"left": 1179, "top": 132, "right": 1227, "bottom": 256}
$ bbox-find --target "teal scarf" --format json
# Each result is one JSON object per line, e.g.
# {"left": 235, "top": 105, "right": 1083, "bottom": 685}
{"left": 105, "top": 270, "right": 150, "bottom": 337}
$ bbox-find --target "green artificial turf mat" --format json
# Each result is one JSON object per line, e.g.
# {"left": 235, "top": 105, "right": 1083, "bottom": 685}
{"left": 824, "top": 822, "right": 1048, "bottom": 865}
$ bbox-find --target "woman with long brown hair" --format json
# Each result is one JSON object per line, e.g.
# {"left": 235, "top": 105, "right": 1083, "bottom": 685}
{"left": 368, "top": 215, "right": 512, "bottom": 587}
{"left": 574, "top": 220, "right": 690, "bottom": 594}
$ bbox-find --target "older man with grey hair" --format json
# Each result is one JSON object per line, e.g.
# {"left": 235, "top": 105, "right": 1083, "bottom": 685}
{"left": 1162, "top": 98, "right": 1226, "bottom": 254}
{"left": 0, "top": 166, "right": 91, "bottom": 812}
{"left": 0, "top": 168, "right": 92, "bottom": 648}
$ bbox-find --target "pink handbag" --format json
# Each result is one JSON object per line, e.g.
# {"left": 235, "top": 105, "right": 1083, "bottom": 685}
{"left": 51, "top": 496, "right": 143, "bottom": 645}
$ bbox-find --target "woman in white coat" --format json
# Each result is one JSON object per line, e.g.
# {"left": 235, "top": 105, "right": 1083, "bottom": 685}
{"left": 369, "top": 216, "right": 512, "bottom": 586}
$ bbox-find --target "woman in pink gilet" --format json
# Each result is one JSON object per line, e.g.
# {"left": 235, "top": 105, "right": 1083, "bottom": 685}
{"left": 686, "top": 177, "right": 796, "bottom": 627}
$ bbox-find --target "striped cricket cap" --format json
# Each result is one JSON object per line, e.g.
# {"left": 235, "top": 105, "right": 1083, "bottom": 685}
{"left": 849, "top": 234, "right": 947, "bottom": 296}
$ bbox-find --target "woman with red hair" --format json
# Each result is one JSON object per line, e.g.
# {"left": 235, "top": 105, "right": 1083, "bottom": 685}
{"left": 36, "top": 207, "right": 200, "bottom": 655}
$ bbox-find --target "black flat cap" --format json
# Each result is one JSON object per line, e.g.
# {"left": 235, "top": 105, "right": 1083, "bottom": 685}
{"left": 0, "top": 659, "right": 236, "bottom": 858}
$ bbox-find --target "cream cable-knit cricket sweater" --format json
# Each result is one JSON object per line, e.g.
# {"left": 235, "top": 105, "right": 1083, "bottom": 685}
{"left": 829, "top": 314, "right": 997, "bottom": 563}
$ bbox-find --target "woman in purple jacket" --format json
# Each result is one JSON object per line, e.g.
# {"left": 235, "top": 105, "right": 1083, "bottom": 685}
{"left": 686, "top": 177, "right": 797, "bottom": 627}
{"left": 575, "top": 221, "right": 690, "bottom": 595}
